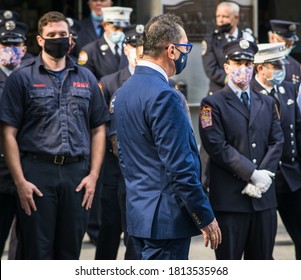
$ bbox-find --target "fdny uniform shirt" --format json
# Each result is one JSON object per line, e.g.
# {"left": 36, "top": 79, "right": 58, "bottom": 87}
{"left": 0, "top": 55, "right": 110, "bottom": 156}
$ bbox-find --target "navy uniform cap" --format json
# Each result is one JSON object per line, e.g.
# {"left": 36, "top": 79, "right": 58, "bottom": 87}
{"left": 67, "top": 17, "right": 81, "bottom": 39}
{"left": 0, "top": 20, "right": 28, "bottom": 43}
{"left": 223, "top": 39, "right": 258, "bottom": 61}
{"left": 0, "top": 10, "right": 20, "bottom": 24}
{"left": 270, "top": 19, "right": 299, "bottom": 41}
{"left": 123, "top": 24, "right": 144, "bottom": 47}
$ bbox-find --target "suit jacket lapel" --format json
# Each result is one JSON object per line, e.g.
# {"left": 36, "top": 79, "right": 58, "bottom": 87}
{"left": 223, "top": 84, "right": 250, "bottom": 119}
{"left": 249, "top": 91, "right": 262, "bottom": 126}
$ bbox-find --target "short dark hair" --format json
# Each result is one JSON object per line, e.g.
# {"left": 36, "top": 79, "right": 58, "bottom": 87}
{"left": 38, "top": 11, "right": 70, "bottom": 35}
{"left": 143, "top": 13, "right": 184, "bottom": 58}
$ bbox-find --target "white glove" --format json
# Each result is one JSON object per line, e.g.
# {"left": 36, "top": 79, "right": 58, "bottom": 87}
{"left": 242, "top": 183, "right": 262, "bottom": 198}
{"left": 250, "top": 169, "right": 275, "bottom": 193}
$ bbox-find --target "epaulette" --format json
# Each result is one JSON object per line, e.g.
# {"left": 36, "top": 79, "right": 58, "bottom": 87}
{"left": 12, "top": 57, "right": 35, "bottom": 73}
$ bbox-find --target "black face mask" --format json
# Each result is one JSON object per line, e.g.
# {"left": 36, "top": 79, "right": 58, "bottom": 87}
{"left": 217, "top": 23, "right": 232, "bottom": 33}
{"left": 42, "top": 37, "right": 70, "bottom": 59}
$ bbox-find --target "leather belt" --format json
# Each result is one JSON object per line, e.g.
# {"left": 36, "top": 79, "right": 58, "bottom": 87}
{"left": 22, "top": 152, "right": 87, "bottom": 165}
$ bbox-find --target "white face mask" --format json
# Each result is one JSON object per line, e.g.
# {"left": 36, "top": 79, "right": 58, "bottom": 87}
{"left": 128, "top": 48, "right": 137, "bottom": 67}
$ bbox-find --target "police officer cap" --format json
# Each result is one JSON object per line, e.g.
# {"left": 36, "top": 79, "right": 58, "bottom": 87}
{"left": 123, "top": 24, "right": 144, "bottom": 46}
{"left": 0, "top": 20, "right": 28, "bottom": 43}
{"left": 66, "top": 17, "right": 81, "bottom": 39}
{"left": 270, "top": 19, "right": 299, "bottom": 41}
{"left": 254, "top": 42, "right": 289, "bottom": 65}
{"left": 0, "top": 10, "right": 20, "bottom": 24}
{"left": 102, "top": 7, "right": 133, "bottom": 28}
{"left": 223, "top": 39, "right": 258, "bottom": 61}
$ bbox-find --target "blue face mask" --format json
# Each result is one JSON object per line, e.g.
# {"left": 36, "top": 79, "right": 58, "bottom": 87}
{"left": 109, "top": 31, "right": 125, "bottom": 44}
{"left": 174, "top": 50, "right": 188, "bottom": 75}
{"left": 91, "top": 11, "right": 103, "bottom": 22}
{"left": 267, "top": 67, "right": 286, "bottom": 86}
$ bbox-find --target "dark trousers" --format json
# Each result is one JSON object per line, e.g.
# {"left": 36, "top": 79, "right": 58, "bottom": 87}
{"left": 132, "top": 237, "right": 191, "bottom": 260}
{"left": 276, "top": 172, "right": 301, "bottom": 259}
{"left": 0, "top": 193, "right": 17, "bottom": 257}
{"left": 17, "top": 157, "right": 90, "bottom": 259}
{"left": 214, "top": 209, "right": 277, "bottom": 260}
{"left": 95, "top": 183, "right": 122, "bottom": 259}
{"left": 118, "top": 177, "right": 138, "bottom": 260}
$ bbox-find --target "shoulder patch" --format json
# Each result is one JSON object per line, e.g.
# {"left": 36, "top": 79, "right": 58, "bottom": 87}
{"left": 78, "top": 50, "right": 88, "bottom": 65}
{"left": 201, "top": 40, "right": 207, "bottom": 56}
{"left": 200, "top": 105, "right": 213, "bottom": 128}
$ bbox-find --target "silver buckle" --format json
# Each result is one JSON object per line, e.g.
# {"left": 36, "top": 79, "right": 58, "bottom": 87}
{"left": 54, "top": 155, "right": 65, "bottom": 165}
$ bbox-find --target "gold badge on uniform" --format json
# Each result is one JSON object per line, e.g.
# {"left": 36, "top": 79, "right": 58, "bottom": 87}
{"left": 201, "top": 40, "right": 207, "bottom": 56}
{"left": 200, "top": 105, "right": 213, "bottom": 128}
{"left": 78, "top": 50, "right": 88, "bottom": 65}
{"left": 109, "top": 95, "right": 116, "bottom": 114}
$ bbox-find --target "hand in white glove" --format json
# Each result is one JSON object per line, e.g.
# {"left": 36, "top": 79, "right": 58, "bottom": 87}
{"left": 250, "top": 169, "right": 275, "bottom": 193}
{"left": 242, "top": 183, "right": 262, "bottom": 198}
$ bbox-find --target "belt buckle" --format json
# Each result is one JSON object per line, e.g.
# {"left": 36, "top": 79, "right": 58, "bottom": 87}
{"left": 54, "top": 155, "right": 65, "bottom": 165}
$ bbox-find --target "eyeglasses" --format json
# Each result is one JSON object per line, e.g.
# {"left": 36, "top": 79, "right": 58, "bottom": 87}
{"left": 173, "top": 43, "right": 193, "bottom": 54}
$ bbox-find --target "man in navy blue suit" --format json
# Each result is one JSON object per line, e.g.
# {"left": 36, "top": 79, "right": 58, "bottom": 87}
{"left": 114, "top": 14, "right": 221, "bottom": 260}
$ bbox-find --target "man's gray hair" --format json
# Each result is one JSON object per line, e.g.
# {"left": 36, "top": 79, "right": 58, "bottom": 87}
{"left": 143, "top": 13, "right": 184, "bottom": 58}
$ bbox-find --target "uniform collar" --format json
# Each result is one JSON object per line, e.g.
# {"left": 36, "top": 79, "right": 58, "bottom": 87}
{"left": 137, "top": 60, "right": 169, "bottom": 81}
{"left": 255, "top": 75, "right": 274, "bottom": 93}
{"left": 36, "top": 53, "right": 77, "bottom": 72}
{"left": 228, "top": 80, "right": 251, "bottom": 99}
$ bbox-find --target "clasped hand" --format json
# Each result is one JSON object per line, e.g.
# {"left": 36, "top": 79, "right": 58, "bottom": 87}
{"left": 241, "top": 169, "right": 275, "bottom": 198}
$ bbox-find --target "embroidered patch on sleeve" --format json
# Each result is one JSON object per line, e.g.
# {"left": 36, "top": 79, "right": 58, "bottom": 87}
{"left": 200, "top": 105, "right": 213, "bottom": 128}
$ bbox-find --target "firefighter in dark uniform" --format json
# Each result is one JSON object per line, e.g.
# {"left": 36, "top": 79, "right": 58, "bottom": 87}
{"left": 95, "top": 24, "right": 144, "bottom": 260}
{"left": 201, "top": 1, "right": 255, "bottom": 96}
{"left": 0, "top": 11, "right": 109, "bottom": 259}
{"left": 250, "top": 42, "right": 301, "bottom": 259}
{"left": 199, "top": 39, "right": 284, "bottom": 259}
{"left": 0, "top": 18, "right": 28, "bottom": 258}
{"left": 269, "top": 19, "right": 301, "bottom": 86}
{"left": 78, "top": 6, "right": 132, "bottom": 245}
{"left": 78, "top": 6, "right": 131, "bottom": 81}
{"left": 71, "top": 0, "right": 112, "bottom": 58}
{"left": 200, "top": 1, "right": 255, "bottom": 193}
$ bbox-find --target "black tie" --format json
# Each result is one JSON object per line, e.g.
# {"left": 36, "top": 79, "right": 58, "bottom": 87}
{"left": 241, "top": 91, "right": 249, "bottom": 111}
{"left": 269, "top": 88, "right": 280, "bottom": 111}
{"left": 114, "top": 44, "right": 120, "bottom": 63}
{"left": 228, "top": 35, "right": 235, "bottom": 42}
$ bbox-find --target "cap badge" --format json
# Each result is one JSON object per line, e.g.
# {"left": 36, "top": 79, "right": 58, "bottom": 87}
{"left": 5, "top": 20, "right": 16, "bottom": 31}
{"left": 4, "top": 10, "right": 13, "bottom": 20}
{"left": 120, "top": 10, "right": 124, "bottom": 15}
{"left": 289, "top": 24, "right": 296, "bottom": 31}
{"left": 67, "top": 17, "right": 74, "bottom": 27}
{"left": 239, "top": 39, "right": 250, "bottom": 49}
{"left": 136, "top": 24, "right": 144, "bottom": 34}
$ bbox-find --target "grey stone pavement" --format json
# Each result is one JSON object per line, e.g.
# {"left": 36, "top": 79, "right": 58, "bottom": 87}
{"left": 1, "top": 214, "right": 295, "bottom": 260}
{"left": 79, "top": 214, "right": 295, "bottom": 260}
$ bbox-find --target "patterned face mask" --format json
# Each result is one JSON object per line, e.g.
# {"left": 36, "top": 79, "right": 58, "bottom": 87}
{"left": 0, "top": 46, "right": 25, "bottom": 68}
{"left": 228, "top": 64, "right": 253, "bottom": 88}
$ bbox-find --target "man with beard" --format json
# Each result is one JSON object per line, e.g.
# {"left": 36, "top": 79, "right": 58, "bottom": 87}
{"left": 0, "top": 11, "right": 109, "bottom": 259}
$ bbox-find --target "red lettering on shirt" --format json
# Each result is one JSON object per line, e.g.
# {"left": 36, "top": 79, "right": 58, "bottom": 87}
{"left": 33, "top": 84, "right": 46, "bottom": 87}
{"left": 72, "top": 82, "right": 90, "bottom": 88}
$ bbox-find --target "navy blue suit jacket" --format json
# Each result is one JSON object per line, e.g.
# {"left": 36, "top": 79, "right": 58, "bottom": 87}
{"left": 199, "top": 84, "right": 284, "bottom": 212}
{"left": 114, "top": 66, "right": 214, "bottom": 239}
